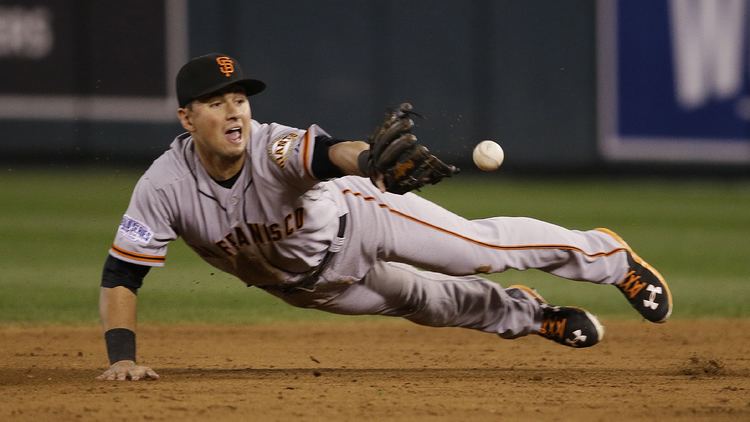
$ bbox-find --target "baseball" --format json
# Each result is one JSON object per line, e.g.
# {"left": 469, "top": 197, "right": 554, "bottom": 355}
{"left": 472, "top": 140, "right": 504, "bottom": 171}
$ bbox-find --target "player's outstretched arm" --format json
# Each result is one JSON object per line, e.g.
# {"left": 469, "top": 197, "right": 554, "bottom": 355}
{"left": 328, "top": 140, "right": 370, "bottom": 176}
{"left": 356, "top": 103, "right": 459, "bottom": 194}
{"left": 97, "top": 286, "right": 159, "bottom": 381}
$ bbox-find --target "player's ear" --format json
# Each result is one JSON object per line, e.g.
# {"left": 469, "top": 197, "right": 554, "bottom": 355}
{"left": 177, "top": 107, "right": 195, "bottom": 132}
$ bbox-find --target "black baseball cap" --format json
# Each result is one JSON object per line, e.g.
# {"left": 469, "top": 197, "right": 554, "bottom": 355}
{"left": 176, "top": 53, "right": 266, "bottom": 107}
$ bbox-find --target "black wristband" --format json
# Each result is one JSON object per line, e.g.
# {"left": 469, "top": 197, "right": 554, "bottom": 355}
{"left": 104, "top": 328, "right": 136, "bottom": 364}
{"left": 357, "top": 149, "right": 370, "bottom": 176}
{"left": 310, "top": 136, "right": 346, "bottom": 180}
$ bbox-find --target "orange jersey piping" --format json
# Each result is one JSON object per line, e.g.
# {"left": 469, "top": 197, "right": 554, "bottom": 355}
{"left": 110, "top": 244, "right": 166, "bottom": 264}
{"left": 302, "top": 131, "right": 313, "bottom": 179}
{"left": 341, "top": 189, "right": 629, "bottom": 258}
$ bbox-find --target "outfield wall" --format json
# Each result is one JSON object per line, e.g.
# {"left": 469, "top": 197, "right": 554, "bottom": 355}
{"left": 1, "top": 0, "right": 748, "bottom": 168}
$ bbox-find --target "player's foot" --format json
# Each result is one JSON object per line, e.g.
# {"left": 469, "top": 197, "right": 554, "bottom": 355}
{"left": 507, "top": 285, "right": 604, "bottom": 348}
{"left": 597, "top": 228, "right": 673, "bottom": 323}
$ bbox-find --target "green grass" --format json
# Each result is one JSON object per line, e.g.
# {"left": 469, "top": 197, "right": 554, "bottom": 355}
{"left": 419, "top": 177, "right": 750, "bottom": 319}
{"left": 1, "top": 168, "right": 748, "bottom": 323}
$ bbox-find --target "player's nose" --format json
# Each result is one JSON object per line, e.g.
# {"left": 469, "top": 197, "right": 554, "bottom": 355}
{"left": 225, "top": 102, "right": 241, "bottom": 120}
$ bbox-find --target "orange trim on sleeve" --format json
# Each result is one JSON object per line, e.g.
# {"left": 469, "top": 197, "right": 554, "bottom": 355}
{"left": 302, "top": 130, "right": 314, "bottom": 179}
{"left": 341, "top": 189, "right": 629, "bottom": 258}
{"left": 111, "top": 244, "right": 166, "bottom": 264}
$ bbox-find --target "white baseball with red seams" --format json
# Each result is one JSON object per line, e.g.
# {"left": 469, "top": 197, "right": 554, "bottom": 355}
{"left": 110, "top": 120, "right": 633, "bottom": 338}
{"left": 473, "top": 140, "right": 504, "bottom": 171}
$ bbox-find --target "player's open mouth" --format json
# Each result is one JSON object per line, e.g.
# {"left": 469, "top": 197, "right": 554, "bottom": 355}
{"left": 224, "top": 127, "right": 242, "bottom": 144}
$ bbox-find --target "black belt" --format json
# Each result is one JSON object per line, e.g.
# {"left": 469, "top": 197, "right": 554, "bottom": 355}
{"left": 273, "top": 213, "right": 347, "bottom": 294}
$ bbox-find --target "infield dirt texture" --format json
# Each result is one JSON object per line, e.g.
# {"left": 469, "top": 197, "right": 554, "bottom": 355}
{"left": 1, "top": 170, "right": 748, "bottom": 420}
{"left": 2, "top": 321, "right": 749, "bottom": 421}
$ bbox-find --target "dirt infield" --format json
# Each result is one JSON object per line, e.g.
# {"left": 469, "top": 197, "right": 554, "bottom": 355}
{"left": 1, "top": 320, "right": 748, "bottom": 421}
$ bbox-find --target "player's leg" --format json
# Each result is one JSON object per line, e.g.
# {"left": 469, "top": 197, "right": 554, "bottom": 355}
{"left": 262, "top": 261, "right": 604, "bottom": 348}
{"left": 331, "top": 177, "right": 671, "bottom": 322}
{"left": 320, "top": 261, "right": 539, "bottom": 338}
{"left": 334, "top": 177, "right": 628, "bottom": 281}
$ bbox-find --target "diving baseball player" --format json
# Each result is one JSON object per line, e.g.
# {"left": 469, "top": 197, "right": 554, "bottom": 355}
{"left": 97, "top": 53, "right": 672, "bottom": 381}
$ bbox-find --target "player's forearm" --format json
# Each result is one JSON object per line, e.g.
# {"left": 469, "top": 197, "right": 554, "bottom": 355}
{"left": 99, "top": 286, "right": 139, "bottom": 364}
{"left": 328, "top": 141, "right": 369, "bottom": 176}
{"left": 99, "top": 286, "right": 138, "bottom": 331}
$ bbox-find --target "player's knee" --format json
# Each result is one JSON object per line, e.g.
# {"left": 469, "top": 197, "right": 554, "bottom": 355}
{"left": 364, "top": 262, "right": 436, "bottom": 316}
{"left": 366, "top": 263, "right": 418, "bottom": 298}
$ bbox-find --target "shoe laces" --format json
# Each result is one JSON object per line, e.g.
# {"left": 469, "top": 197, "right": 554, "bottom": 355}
{"left": 618, "top": 269, "right": 647, "bottom": 299}
{"left": 539, "top": 306, "right": 567, "bottom": 341}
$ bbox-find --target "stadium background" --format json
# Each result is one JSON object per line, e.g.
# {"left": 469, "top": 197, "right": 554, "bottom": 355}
{"left": 0, "top": 0, "right": 635, "bottom": 167}
{"left": 3, "top": 0, "right": 749, "bottom": 168}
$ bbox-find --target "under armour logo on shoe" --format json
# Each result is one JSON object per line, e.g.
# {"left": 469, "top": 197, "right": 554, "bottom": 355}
{"left": 643, "top": 284, "right": 662, "bottom": 310}
{"left": 565, "top": 329, "right": 587, "bottom": 346}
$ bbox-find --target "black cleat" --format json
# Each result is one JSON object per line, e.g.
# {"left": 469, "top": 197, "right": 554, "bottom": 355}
{"left": 508, "top": 285, "right": 604, "bottom": 348}
{"left": 597, "top": 228, "right": 673, "bottom": 323}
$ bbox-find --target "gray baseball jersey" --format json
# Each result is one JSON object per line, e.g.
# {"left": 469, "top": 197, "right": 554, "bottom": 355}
{"left": 110, "top": 120, "right": 634, "bottom": 338}
{"left": 111, "top": 121, "right": 341, "bottom": 286}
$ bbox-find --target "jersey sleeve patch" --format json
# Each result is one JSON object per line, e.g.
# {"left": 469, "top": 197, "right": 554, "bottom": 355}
{"left": 267, "top": 132, "right": 300, "bottom": 169}
{"left": 118, "top": 214, "right": 154, "bottom": 244}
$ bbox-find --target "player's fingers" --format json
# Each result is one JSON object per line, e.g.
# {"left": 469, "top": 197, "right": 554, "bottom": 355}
{"left": 129, "top": 366, "right": 148, "bottom": 381}
{"left": 125, "top": 366, "right": 160, "bottom": 381}
{"left": 145, "top": 368, "right": 160, "bottom": 380}
{"left": 95, "top": 371, "right": 110, "bottom": 381}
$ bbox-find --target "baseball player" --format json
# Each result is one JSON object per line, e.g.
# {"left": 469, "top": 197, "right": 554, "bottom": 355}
{"left": 97, "top": 53, "right": 672, "bottom": 381}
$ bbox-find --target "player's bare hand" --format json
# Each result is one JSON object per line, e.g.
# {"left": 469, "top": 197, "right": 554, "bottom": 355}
{"left": 96, "top": 360, "right": 160, "bottom": 381}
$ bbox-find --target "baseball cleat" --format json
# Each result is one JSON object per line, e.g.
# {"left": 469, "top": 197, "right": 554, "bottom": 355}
{"left": 597, "top": 228, "right": 673, "bottom": 323}
{"left": 508, "top": 285, "right": 604, "bottom": 348}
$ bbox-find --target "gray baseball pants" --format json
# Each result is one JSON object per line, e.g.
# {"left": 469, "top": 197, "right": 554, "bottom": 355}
{"left": 263, "top": 177, "right": 629, "bottom": 338}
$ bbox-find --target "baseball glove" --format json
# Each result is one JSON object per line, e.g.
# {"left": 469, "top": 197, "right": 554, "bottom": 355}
{"left": 358, "top": 103, "right": 459, "bottom": 195}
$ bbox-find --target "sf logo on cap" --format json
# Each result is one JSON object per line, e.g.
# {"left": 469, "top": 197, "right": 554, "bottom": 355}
{"left": 216, "top": 56, "right": 235, "bottom": 77}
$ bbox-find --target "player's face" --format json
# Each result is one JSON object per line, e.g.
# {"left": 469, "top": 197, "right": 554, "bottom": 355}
{"left": 178, "top": 89, "right": 252, "bottom": 162}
